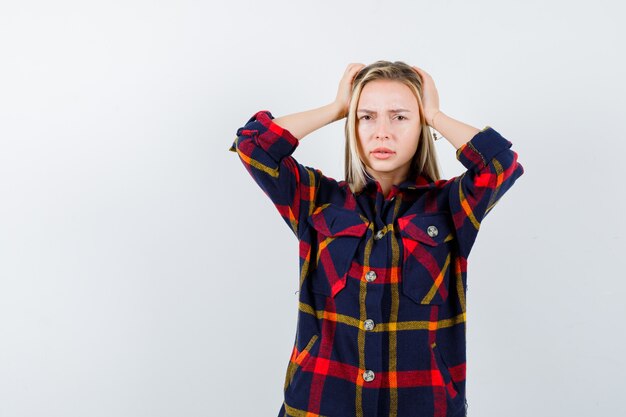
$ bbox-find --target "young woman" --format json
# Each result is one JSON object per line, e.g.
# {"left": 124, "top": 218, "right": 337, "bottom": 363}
{"left": 229, "top": 61, "right": 524, "bottom": 417}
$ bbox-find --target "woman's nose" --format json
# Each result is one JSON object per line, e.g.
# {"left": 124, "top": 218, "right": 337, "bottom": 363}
{"left": 374, "top": 119, "right": 390, "bottom": 140}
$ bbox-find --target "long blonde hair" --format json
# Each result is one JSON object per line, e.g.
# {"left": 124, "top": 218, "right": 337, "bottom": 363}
{"left": 344, "top": 60, "right": 442, "bottom": 194}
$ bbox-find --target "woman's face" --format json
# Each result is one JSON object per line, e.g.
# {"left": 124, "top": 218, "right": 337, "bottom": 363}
{"left": 356, "top": 79, "right": 421, "bottom": 183}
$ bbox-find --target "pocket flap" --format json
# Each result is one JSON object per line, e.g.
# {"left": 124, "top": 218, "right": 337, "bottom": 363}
{"left": 308, "top": 204, "right": 370, "bottom": 237}
{"left": 397, "top": 212, "right": 454, "bottom": 246}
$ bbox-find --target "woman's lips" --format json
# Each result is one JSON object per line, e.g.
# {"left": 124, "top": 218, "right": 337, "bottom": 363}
{"left": 371, "top": 148, "right": 395, "bottom": 160}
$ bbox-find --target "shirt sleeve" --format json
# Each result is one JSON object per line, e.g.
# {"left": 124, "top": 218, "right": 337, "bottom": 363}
{"left": 448, "top": 126, "right": 525, "bottom": 259}
{"left": 229, "top": 110, "right": 322, "bottom": 239}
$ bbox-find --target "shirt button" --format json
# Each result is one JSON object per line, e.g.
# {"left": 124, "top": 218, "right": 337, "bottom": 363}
{"left": 362, "top": 370, "right": 375, "bottom": 382}
{"left": 364, "top": 319, "right": 375, "bottom": 331}
{"left": 427, "top": 225, "right": 439, "bottom": 237}
{"left": 365, "top": 270, "right": 377, "bottom": 282}
{"left": 374, "top": 230, "right": 385, "bottom": 240}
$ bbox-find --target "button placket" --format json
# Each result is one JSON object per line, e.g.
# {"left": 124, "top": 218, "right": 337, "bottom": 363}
{"left": 363, "top": 213, "right": 388, "bottom": 389}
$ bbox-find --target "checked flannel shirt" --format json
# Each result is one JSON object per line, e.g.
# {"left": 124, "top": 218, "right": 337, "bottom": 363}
{"left": 229, "top": 110, "right": 524, "bottom": 417}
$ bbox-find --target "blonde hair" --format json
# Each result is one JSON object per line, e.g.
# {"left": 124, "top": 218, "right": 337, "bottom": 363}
{"left": 344, "top": 60, "right": 443, "bottom": 194}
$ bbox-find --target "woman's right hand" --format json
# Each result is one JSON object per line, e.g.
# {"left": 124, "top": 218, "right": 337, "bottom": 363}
{"left": 272, "top": 63, "right": 366, "bottom": 140}
{"left": 333, "top": 63, "right": 365, "bottom": 120}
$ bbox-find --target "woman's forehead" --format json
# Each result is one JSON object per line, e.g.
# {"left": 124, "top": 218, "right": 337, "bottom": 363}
{"left": 358, "top": 80, "right": 418, "bottom": 110}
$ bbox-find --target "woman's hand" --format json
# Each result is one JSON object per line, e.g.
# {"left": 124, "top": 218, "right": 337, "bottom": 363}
{"left": 334, "top": 63, "right": 365, "bottom": 120}
{"left": 411, "top": 66, "right": 441, "bottom": 127}
{"left": 272, "top": 64, "right": 364, "bottom": 139}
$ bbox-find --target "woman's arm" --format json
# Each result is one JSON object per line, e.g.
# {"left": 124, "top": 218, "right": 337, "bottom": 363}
{"left": 429, "top": 111, "right": 480, "bottom": 150}
{"left": 272, "top": 102, "right": 343, "bottom": 141}
{"left": 272, "top": 63, "right": 365, "bottom": 140}
{"left": 410, "top": 66, "right": 524, "bottom": 259}
{"left": 229, "top": 64, "right": 365, "bottom": 239}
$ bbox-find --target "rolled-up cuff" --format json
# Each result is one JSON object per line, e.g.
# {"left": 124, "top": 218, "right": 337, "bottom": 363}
{"left": 455, "top": 126, "right": 513, "bottom": 170}
{"left": 230, "top": 110, "right": 299, "bottom": 162}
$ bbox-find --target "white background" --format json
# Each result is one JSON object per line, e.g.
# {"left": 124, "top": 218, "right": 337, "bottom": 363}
{"left": 1, "top": 0, "right": 625, "bottom": 416}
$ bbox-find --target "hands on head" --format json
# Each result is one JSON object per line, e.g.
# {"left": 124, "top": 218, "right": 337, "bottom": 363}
{"left": 332, "top": 63, "right": 442, "bottom": 128}
{"left": 333, "top": 63, "right": 365, "bottom": 120}
{"left": 411, "top": 66, "right": 441, "bottom": 127}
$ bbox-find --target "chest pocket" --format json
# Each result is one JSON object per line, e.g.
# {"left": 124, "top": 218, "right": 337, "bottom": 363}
{"left": 397, "top": 212, "right": 456, "bottom": 305}
{"left": 306, "top": 204, "right": 370, "bottom": 298}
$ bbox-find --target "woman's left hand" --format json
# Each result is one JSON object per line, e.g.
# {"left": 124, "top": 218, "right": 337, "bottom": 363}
{"left": 412, "top": 66, "right": 440, "bottom": 127}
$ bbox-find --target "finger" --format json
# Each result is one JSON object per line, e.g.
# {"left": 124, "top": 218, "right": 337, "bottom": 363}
{"left": 349, "top": 63, "right": 364, "bottom": 74}
{"left": 350, "top": 64, "right": 365, "bottom": 78}
{"left": 411, "top": 66, "right": 424, "bottom": 80}
{"left": 342, "top": 65, "right": 363, "bottom": 84}
{"left": 343, "top": 65, "right": 357, "bottom": 80}
{"left": 414, "top": 67, "right": 432, "bottom": 80}
{"left": 344, "top": 63, "right": 357, "bottom": 75}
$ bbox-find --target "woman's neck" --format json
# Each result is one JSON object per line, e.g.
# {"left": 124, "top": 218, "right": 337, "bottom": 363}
{"left": 368, "top": 171, "right": 409, "bottom": 198}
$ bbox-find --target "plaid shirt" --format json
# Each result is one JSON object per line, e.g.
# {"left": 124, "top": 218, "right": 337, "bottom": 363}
{"left": 229, "top": 110, "right": 524, "bottom": 417}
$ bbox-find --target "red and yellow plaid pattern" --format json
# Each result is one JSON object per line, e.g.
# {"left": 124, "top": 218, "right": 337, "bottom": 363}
{"left": 229, "top": 111, "right": 524, "bottom": 417}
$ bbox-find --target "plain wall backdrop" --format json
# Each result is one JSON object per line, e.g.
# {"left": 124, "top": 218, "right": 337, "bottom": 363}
{"left": 1, "top": 0, "right": 625, "bottom": 416}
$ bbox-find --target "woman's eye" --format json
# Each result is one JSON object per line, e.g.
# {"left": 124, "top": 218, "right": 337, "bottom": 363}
{"left": 359, "top": 115, "right": 371, "bottom": 120}
{"left": 395, "top": 115, "right": 407, "bottom": 121}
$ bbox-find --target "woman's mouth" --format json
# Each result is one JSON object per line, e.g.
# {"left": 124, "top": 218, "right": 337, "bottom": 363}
{"left": 371, "top": 148, "right": 395, "bottom": 160}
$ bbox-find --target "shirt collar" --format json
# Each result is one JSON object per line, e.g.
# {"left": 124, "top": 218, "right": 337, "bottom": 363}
{"left": 357, "top": 171, "right": 437, "bottom": 196}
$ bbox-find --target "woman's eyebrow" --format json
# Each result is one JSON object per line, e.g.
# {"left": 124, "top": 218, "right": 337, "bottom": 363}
{"left": 357, "top": 108, "right": 411, "bottom": 114}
